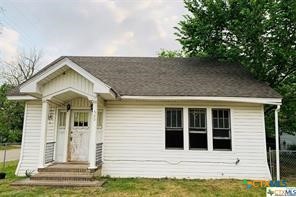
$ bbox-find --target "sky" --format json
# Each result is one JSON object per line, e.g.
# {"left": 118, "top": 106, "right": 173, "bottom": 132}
{"left": 0, "top": 0, "right": 186, "bottom": 67}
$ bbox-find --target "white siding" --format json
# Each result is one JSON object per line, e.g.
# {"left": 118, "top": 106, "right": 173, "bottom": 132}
{"left": 16, "top": 101, "right": 42, "bottom": 176}
{"left": 103, "top": 100, "right": 271, "bottom": 180}
{"left": 46, "top": 105, "right": 56, "bottom": 142}
{"left": 42, "top": 69, "right": 94, "bottom": 97}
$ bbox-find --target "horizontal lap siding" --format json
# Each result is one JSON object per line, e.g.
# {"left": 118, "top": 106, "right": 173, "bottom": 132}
{"left": 46, "top": 106, "right": 56, "bottom": 143}
{"left": 17, "top": 102, "right": 42, "bottom": 176}
{"left": 103, "top": 101, "right": 271, "bottom": 180}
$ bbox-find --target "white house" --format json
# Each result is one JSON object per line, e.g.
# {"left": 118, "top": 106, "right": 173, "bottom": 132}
{"left": 8, "top": 56, "right": 282, "bottom": 183}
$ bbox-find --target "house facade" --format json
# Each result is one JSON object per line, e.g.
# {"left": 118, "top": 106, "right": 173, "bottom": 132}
{"left": 8, "top": 56, "right": 282, "bottom": 180}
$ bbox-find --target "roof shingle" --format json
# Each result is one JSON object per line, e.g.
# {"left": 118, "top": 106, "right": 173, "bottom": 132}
{"left": 8, "top": 56, "right": 282, "bottom": 98}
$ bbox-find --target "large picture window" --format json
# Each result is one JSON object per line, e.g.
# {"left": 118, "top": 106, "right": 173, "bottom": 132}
{"left": 165, "top": 108, "right": 183, "bottom": 149}
{"left": 189, "top": 108, "right": 207, "bottom": 149}
{"left": 212, "top": 109, "right": 231, "bottom": 150}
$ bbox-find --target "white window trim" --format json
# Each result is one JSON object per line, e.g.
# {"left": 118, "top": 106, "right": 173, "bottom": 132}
{"left": 188, "top": 108, "right": 208, "bottom": 150}
{"left": 163, "top": 106, "right": 234, "bottom": 152}
{"left": 164, "top": 108, "right": 184, "bottom": 150}
{"left": 212, "top": 108, "right": 232, "bottom": 151}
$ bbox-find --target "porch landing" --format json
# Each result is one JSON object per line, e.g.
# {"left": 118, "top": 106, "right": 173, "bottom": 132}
{"left": 11, "top": 162, "right": 105, "bottom": 187}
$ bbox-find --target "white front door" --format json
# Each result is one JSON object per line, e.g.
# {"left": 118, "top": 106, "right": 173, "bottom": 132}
{"left": 70, "top": 111, "right": 90, "bottom": 161}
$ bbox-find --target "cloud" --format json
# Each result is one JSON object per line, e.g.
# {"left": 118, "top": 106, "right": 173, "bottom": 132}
{"left": 0, "top": 27, "right": 19, "bottom": 62}
{"left": 2, "top": 0, "right": 186, "bottom": 66}
{"left": 103, "top": 31, "right": 135, "bottom": 55}
{"left": 101, "top": 0, "right": 129, "bottom": 23}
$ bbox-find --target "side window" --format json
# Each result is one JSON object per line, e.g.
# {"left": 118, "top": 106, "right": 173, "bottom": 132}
{"left": 58, "top": 111, "right": 66, "bottom": 128}
{"left": 73, "top": 112, "right": 89, "bottom": 127}
{"left": 165, "top": 108, "right": 183, "bottom": 149}
{"left": 212, "top": 109, "right": 231, "bottom": 150}
{"left": 189, "top": 108, "right": 207, "bottom": 149}
{"left": 97, "top": 109, "right": 103, "bottom": 129}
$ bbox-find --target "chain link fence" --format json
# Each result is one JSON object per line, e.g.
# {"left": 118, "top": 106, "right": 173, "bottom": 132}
{"left": 268, "top": 149, "right": 296, "bottom": 180}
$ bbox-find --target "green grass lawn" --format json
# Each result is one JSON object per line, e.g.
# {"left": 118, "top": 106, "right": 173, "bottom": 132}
{"left": 0, "top": 145, "right": 21, "bottom": 150}
{"left": 0, "top": 161, "right": 295, "bottom": 197}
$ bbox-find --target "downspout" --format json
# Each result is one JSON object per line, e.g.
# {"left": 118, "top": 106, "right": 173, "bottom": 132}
{"left": 275, "top": 105, "right": 281, "bottom": 180}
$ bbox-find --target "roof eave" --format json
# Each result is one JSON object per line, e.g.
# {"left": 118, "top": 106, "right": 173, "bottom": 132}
{"left": 120, "top": 96, "right": 282, "bottom": 105}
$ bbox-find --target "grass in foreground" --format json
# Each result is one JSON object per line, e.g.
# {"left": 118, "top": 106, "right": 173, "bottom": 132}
{"left": 0, "top": 145, "right": 20, "bottom": 150}
{"left": 0, "top": 161, "right": 295, "bottom": 197}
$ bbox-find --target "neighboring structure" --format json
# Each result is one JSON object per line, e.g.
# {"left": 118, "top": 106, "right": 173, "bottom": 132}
{"left": 8, "top": 56, "right": 282, "bottom": 180}
{"left": 281, "top": 133, "right": 296, "bottom": 150}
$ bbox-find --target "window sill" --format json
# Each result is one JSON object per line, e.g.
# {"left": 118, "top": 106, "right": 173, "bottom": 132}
{"left": 213, "top": 149, "right": 232, "bottom": 151}
{"left": 165, "top": 148, "right": 184, "bottom": 150}
{"left": 189, "top": 148, "right": 208, "bottom": 151}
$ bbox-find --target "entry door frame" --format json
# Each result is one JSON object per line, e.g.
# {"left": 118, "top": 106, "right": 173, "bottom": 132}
{"left": 68, "top": 109, "right": 91, "bottom": 162}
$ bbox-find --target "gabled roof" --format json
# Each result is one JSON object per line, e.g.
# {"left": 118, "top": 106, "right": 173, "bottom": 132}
{"left": 8, "top": 56, "right": 281, "bottom": 99}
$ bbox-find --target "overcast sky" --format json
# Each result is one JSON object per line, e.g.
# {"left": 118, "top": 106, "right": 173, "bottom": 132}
{"left": 0, "top": 0, "right": 186, "bottom": 67}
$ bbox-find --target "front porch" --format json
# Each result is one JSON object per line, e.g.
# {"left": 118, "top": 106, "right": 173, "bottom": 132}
{"left": 40, "top": 88, "right": 105, "bottom": 170}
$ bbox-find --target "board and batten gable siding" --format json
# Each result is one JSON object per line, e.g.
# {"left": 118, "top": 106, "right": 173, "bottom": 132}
{"left": 41, "top": 68, "right": 94, "bottom": 98}
{"left": 16, "top": 101, "right": 42, "bottom": 176}
{"left": 102, "top": 100, "right": 271, "bottom": 180}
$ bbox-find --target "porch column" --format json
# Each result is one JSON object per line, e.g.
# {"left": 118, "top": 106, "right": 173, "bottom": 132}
{"left": 88, "top": 97, "right": 98, "bottom": 169}
{"left": 39, "top": 99, "right": 49, "bottom": 168}
{"left": 275, "top": 105, "right": 281, "bottom": 180}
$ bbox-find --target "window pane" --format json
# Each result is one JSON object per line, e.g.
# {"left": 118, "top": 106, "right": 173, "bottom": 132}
{"left": 213, "top": 129, "right": 230, "bottom": 138}
{"left": 172, "top": 110, "right": 177, "bottom": 127}
{"left": 189, "top": 108, "right": 206, "bottom": 129}
{"left": 212, "top": 109, "right": 231, "bottom": 150}
{"left": 165, "top": 130, "right": 183, "bottom": 148}
{"left": 219, "top": 118, "right": 223, "bottom": 128}
{"left": 166, "top": 110, "right": 171, "bottom": 127}
{"left": 58, "top": 112, "right": 65, "bottom": 127}
{"left": 79, "top": 113, "right": 84, "bottom": 126}
{"left": 224, "top": 110, "right": 229, "bottom": 118}
{"left": 224, "top": 118, "right": 229, "bottom": 128}
{"left": 213, "top": 118, "right": 218, "bottom": 128}
{"left": 201, "top": 113, "right": 206, "bottom": 128}
{"left": 189, "top": 133, "right": 207, "bottom": 149}
{"left": 84, "top": 112, "right": 88, "bottom": 127}
{"left": 166, "top": 108, "right": 182, "bottom": 128}
{"left": 213, "top": 139, "right": 231, "bottom": 150}
{"left": 98, "top": 110, "right": 103, "bottom": 128}
{"left": 74, "top": 112, "right": 78, "bottom": 127}
{"left": 189, "top": 112, "right": 194, "bottom": 128}
{"left": 176, "top": 110, "right": 182, "bottom": 127}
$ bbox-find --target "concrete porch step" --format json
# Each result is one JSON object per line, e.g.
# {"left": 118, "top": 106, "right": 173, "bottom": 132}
{"left": 38, "top": 163, "right": 97, "bottom": 173}
{"left": 31, "top": 173, "right": 95, "bottom": 182}
{"left": 53, "top": 161, "right": 89, "bottom": 165}
{"left": 11, "top": 178, "right": 106, "bottom": 187}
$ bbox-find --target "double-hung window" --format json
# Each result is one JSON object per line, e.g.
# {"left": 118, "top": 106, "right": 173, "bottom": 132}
{"left": 165, "top": 108, "right": 183, "bottom": 149}
{"left": 212, "top": 109, "right": 231, "bottom": 150}
{"left": 189, "top": 108, "right": 207, "bottom": 149}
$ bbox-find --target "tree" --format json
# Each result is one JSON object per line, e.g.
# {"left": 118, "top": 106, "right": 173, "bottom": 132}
{"left": 171, "top": 0, "right": 296, "bottom": 135}
{"left": 0, "top": 84, "right": 23, "bottom": 143}
{"left": 1, "top": 49, "right": 42, "bottom": 86}
{"left": 158, "top": 49, "right": 186, "bottom": 58}
{"left": 0, "top": 49, "right": 42, "bottom": 143}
